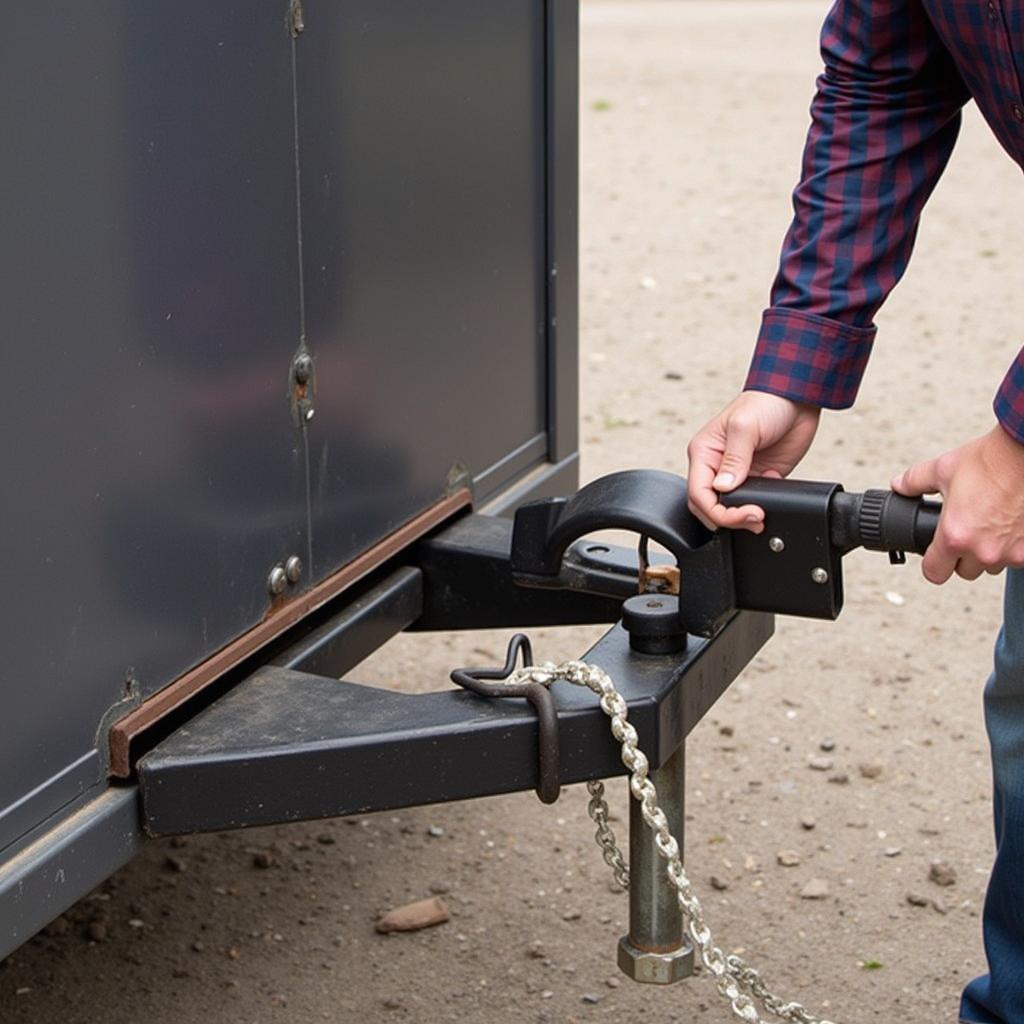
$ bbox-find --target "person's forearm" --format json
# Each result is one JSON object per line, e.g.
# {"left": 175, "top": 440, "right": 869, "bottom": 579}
{"left": 747, "top": 0, "right": 969, "bottom": 411}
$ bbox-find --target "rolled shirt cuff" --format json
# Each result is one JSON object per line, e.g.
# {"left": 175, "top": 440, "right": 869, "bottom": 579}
{"left": 744, "top": 307, "right": 877, "bottom": 409}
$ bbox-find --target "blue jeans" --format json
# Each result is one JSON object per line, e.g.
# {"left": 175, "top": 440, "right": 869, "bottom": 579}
{"left": 961, "top": 568, "right": 1024, "bottom": 1023}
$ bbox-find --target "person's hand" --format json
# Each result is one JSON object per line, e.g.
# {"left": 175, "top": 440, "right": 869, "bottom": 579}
{"left": 891, "top": 424, "right": 1024, "bottom": 583}
{"left": 686, "top": 391, "right": 822, "bottom": 532}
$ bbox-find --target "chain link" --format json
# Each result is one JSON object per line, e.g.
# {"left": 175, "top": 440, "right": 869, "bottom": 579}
{"left": 508, "top": 659, "right": 837, "bottom": 1024}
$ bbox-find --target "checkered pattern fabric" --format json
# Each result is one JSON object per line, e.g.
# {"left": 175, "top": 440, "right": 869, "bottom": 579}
{"left": 745, "top": 0, "right": 1024, "bottom": 440}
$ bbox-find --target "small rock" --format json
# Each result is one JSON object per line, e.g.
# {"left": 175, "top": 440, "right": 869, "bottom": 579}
{"left": 906, "top": 892, "right": 930, "bottom": 907}
{"left": 164, "top": 855, "right": 187, "bottom": 874}
{"left": 664, "top": 371, "right": 683, "bottom": 381}
{"left": 428, "top": 881, "right": 451, "bottom": 895}
{"left": 192, "top": 940, "right": 205, "bottom": 953}
{"left": 582, "top": 994, "right": 602, "bottom": 1004}
{"left": 527, "top": 940, "right": 546, "bottom": 959}
{"left": 251, "top": 851, "right": 277, "bottom": 870}
{"left": 128, "top": 919, "right": 145, "bottom": 930}
{"left": 562, "top": 910, "right": 582, "bottom": 922}
{"left": 541, "top": 990, "right": 554, "bottom": 1000}
{"left": 808, "top": 757, "right": 834, "bottom": 772}
{"left": 427, "top": 826, "right": 445, "bottom": 838}
{"left": 718, "top": 724, "right": 735, "bottom": 737}
{"left": 44, "top": 916, "right": 70, "bottom": 938}
{"left": 929, "top": 861, "right": 957, "bottom": 887}
{"left": 777, "top": 850, "right": 801, "bottom": 868}
{"left": 710, "top": 875, "right": 729, "bottom": 891}
{"left": 316, "top": 833, "right": 336, "bottom": 846}
{"left": 800, "top": 816, "right": 816, "bottom": 831}
{"left": 170, "top": 836, "right": 189, "bottom": 848}
{"left": 883, "top": 846, "right": 902, "bottom": 858}
{"left": 931, "top": 897, "right": 949, "bottom": 915}
{"left": 605, "top": 977, "right": 621, "bottom": 989}
{"left": 383, "top": 998, "right": 403, "bottom": 1011}
{"left": 87, "top": 921, "right": 109, "bottom": 942}
{"left": 800, "top": 878, "right": 829, "bottom": 900}
{"left": 828, "top": 773, "right": 850, "bottom": 785}
{"left": 885, "top": 591, "right": 906, "bottom": 607}
{"left": 375, "top": 896, "right": 451, "bottom": 934}
{"left": 819, "top": 739, "right": 836, "bottom": 752}
{"left": 858, "top": 762, "right": 884, "bottom": 780}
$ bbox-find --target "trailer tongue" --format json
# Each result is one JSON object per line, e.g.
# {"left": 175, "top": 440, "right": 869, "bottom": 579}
{"left": 136, "top": 468, "right": 938, "bottom": 1010}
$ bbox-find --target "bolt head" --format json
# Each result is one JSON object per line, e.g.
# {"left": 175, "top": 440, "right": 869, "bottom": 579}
{"left": 284, "top": 555, "right": 303, "bottom": 584}
{"left": 293, "top": 353, "right": 313, "bottom": 384}
{"left": 267, "top": 566, "right": 288, "bottom": 596}
{"left": 810, "top": 566, "right": 829, "bottom": 585}
{"left": 616, "top": 935, "right": 694, "bottom": 985}
{"left": 768, "top": 536, "right": 785, "bottom": 553}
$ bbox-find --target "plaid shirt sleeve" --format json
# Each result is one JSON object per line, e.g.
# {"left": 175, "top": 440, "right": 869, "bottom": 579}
{"left": 745, "top": 0, "right": 996, "bottom": 420}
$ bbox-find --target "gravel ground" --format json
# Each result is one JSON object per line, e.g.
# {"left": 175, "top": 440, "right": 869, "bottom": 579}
{"left": 3, "top": 2, "right": 1023, "bottom": 1022}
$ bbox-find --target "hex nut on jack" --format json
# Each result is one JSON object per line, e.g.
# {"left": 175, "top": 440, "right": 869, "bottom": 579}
{"left": 617, "top": 935, "right": 694, "bottom": 985}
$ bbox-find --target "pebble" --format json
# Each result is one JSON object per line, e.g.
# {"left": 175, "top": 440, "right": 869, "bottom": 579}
{"left": 582, "top": 994, "right": 602, "bottom": 1004}
{"left": 906, "top": 892, "right": 929, "bottom": 907}
{"left": 605, "top": 977, "right": 621, "bottom": 989}
{"left": 777, "top": 851, "right": 801, "bottom": 868}
{"left": 800, "top": 878, "right": 829, "bottom": 900}
{"left": 562, "top": 910, "right": 582, "bottom": 921}
{"left": 800, "top": 816, "right": 816, "bottom": 831}
{"left": 87, "top": 921, "right": 109, "bottom": 942}
{"left": 427, "top": 826, "right": 445, "bottom": 838}
{"left": 718, "top": 724, "right": 735, "bottom": 737}
{"left": 375, "top": 896, "right": 451, "bottom": 934}
{"left": 883, "top": 846, "right": 902, "bottom": 858}
{"left": 858, "top": 762, "right": 884, "bottom": 780}
{"left": 44, "top": 916, "right": 70, "bottom": 938}
{"left": 819, "top": 739, "right": 836, "bottom": 752}
{"left": 710, "top": 875, "right": 729, "bottom": 891}
{"left": 527, "top": 940, "right": 546, "bottom": 959}
{"left": 252, "top": 851, "right": 277, "bottom": 870}
{"left": 164, "top": 855, "right": 187, "bottom": 873}
{"left": 828, "top": 773, "right": 850, "bottom": 785}
{"left": 808, "top": 757, "right": 833, "bottom": 771}
{"left": 929, "top": 860, "right": 957, "bottom": 887}
{"left": 316, "top": 833, "right": 336, "bottom": 846}
{"left": 428, "top": 881, "right": 451, "bottom": 895}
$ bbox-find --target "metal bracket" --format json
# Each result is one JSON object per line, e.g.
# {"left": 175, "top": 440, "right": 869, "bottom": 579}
{"left": 451, "top": 635, "right": 562, "bottom": 805}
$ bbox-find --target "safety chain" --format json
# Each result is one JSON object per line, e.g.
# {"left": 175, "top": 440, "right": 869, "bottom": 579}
{"left": 507, "top": 658, "right": 837, "bottom": 1024}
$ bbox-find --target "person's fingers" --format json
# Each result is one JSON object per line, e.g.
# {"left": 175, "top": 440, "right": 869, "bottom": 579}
{"left": 921, "top": 532, "right": 957, "bottom": 584}
{"left": 686, "top": 434, "right": 724, "bottom": 528}
{"left": 956, "top": 555, "right": 985, "bottom": 581}
{"left": 712, "top": 417, "right": 759, "bottom": 492}
{"left": 891, "top": 457, "right": 942, "bottom": 497}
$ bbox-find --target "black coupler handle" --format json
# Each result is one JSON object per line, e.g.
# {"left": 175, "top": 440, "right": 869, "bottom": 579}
{"left": 512, "top": 470, "right": 941, "bottom": 637}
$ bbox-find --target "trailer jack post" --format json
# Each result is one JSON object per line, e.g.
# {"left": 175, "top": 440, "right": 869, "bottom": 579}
{"left": 617, "top": 742, "right": 694, "bottom": 984}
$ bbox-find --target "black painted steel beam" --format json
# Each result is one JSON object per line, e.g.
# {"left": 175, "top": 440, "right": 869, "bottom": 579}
{"left": 138, "top": 611, "right": 771, "bottom": 836}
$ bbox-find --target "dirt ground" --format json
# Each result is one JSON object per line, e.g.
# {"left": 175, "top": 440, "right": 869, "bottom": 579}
{"left": 3, "top": 2, "right": 1023, "bottom": 1022}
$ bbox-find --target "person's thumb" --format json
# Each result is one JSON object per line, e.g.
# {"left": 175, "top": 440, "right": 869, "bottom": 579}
{"left": 891, "top": 457, "right": 941, "bottom": 497}
{"left": 713, "top": 418, "right": 758, "bottom": 492}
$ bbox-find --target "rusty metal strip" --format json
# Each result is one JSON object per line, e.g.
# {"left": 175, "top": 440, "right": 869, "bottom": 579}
{"left": 108, "top": 489, "right": 472, "bottom": 778}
